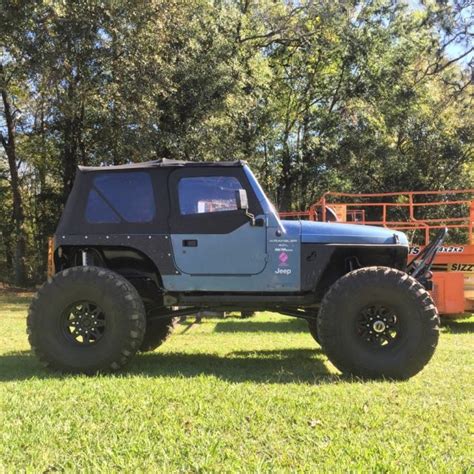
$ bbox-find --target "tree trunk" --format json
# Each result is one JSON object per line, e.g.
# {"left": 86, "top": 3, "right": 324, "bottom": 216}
{"left": 61, "top": 119, "right": 76, "bottom": 202}
{"left": 278, "top": 131, "right": 293, "bottom": 211}
{"left": 61, "top": 81, "right": 83, "bottom": 202}
{"left": 1, "top": 227, "right": 13, "bottom": 274}
{"left": 300, "top": 114, "right": 312, "bottom": 209}
{"left": 0, "top": 84, "right": 27, "bottom": 286}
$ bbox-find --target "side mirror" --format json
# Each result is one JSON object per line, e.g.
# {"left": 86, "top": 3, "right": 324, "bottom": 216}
{"left": 236, "top": 189, "right": 249, "bottom": 210}
{"left": 236, "top": 188, "right": 256, "bottom": 226}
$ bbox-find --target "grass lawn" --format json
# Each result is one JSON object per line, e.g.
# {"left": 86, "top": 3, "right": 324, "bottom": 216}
{"left": 0, "top": 289, "right": 473, "bottom": 472}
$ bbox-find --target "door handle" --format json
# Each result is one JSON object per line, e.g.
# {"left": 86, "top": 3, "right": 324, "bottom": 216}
{"left": 183, "top": 239, "right": 198, "bottom": 247}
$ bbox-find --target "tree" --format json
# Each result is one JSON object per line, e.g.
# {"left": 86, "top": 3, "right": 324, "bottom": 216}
{"left": 0, "top": 63, "right": 28, "bottom": 285}
{"left": 0, "top": 0, "right": 472, "bottom": 283}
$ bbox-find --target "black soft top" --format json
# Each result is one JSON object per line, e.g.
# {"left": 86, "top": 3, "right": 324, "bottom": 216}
{"left": 78, "top": 158, "right": 245, "bottom": 172}
{"left": 56, "top": 158, "right": 248, "bottom": 236}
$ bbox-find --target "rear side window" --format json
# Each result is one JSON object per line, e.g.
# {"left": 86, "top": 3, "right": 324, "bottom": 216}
{"left": 178, "top": 176, "right": 241, "bottom": 215}
{"left": 85, "top": 172, "right": 155, "bottom": 223}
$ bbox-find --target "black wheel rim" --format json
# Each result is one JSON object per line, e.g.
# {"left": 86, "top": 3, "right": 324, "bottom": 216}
{"left": 61, "top": 301, "right": 106, "bottom": 345}
{"left": 356, "top": 304, "right": 400, "bottom": 348}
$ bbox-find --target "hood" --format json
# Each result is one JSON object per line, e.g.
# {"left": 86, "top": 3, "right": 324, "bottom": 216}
{"left": 281, "top": 220, "right": 408, "bottom": 246}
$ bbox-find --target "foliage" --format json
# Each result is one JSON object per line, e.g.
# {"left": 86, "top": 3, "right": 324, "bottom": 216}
{"left": 1, "top": 0, "right": 473, "bottom": 283}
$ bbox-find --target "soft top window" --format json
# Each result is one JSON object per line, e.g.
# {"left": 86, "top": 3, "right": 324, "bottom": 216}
{"left": 85, "top": 172, "right": 155, "bottom": 224}
{"left": 178, "top": 176, "right": 241, "bottom": 215}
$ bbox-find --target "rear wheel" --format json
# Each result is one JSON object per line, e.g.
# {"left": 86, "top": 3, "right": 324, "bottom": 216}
{"left": 317, "top": 266, "right": 439, "bottom": 380}
{"left": 307, "top": 317, "right": 320, "bottom": 345}
{"left": 27, "top": 266, "right": 146, "bottom": 373}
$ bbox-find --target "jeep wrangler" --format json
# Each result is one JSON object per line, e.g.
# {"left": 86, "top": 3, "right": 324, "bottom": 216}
{"left": 28, "top": 159, "right": 442, "bottom": 379}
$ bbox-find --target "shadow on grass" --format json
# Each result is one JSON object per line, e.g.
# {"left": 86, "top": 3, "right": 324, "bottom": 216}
{"left": 441, "top": 318, "right": 474, "bottom": 334}
{"left": 0, "top": 348, "right": 339, "bottom": 385}
{"left": 213, "top": 318, "right": 308, "bottom": 333}
{"left": 131, "top": 348, "right": 336, "bottom": 384}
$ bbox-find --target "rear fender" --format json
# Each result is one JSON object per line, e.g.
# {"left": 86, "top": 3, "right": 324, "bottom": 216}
{"left": 55, "top": 245, "right": 165, "bottom": 301}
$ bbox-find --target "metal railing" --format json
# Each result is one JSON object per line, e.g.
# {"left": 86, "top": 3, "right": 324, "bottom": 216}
{"left": 279, "top": 189, "right": 474, "bottom": 245}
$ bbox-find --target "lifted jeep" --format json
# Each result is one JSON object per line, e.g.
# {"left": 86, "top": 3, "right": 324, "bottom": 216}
{"left": 28, "top": 159, "right": 441, "bottom": 379}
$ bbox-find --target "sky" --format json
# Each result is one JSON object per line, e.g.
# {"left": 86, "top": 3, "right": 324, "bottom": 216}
{"left": 407, "top": 0, "right": 473, "bottom": 65}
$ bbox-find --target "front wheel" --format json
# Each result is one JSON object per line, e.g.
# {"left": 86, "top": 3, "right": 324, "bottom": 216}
{"left": 317, "top": 267, "right": 439, "bottom": 380}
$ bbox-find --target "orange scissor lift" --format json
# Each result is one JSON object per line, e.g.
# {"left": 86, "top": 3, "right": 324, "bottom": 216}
{"left": 280, "top": 189, "right": 474, "bottom": 317}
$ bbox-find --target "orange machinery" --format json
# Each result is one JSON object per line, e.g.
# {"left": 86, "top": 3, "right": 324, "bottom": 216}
{"left": 280, "top": 189, "right": 474, "bottom": 317}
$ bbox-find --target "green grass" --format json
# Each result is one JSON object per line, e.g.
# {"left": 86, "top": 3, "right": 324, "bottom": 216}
{"left": 0, "top": 291, "right": 473, "bottom": 472}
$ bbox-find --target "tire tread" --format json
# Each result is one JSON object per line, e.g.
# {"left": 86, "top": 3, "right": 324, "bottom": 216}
{"left": 27, "top": 266, "right": 146, "bottom": 373}
{"left": 317, "top": 266, "right": 439, "bottom": 379}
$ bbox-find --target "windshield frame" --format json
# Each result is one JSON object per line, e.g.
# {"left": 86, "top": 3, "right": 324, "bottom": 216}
{"left": 243, "top": 165, "right": 285, "bottom": 231}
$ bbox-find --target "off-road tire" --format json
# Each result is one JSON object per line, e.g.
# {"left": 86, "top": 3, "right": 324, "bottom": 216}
{"left": 140, "top": 315, "right": 179, "bottom": 352}
{"left": 317, "top": 266, "right": 439, "bottom": 380}
{"left": 307, "top": 317, "right": 320, "bottom": 345}
{"left": 27, "top": 266, "right": 146, "bottom": 374}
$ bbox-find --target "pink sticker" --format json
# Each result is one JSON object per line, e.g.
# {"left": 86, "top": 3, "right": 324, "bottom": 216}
{"left": 279, "top": 252, "right": 288, "bottom": 265}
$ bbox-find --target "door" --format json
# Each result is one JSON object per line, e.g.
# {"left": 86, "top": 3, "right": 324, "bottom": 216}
{"left": 168, "top": 167, "right": 267, "bottom": 275}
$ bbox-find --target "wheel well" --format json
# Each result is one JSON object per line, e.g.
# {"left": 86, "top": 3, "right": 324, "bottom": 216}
{"left": 314, "top": 247, "right": 407, "bottom": 301}
{"left": 55, "top": 245, "right": 164, "bottom": 302}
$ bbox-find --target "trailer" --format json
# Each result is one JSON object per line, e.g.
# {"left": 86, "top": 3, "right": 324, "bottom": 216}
{"left": 280, "top": 189, "right": 474, "bottom": 318}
